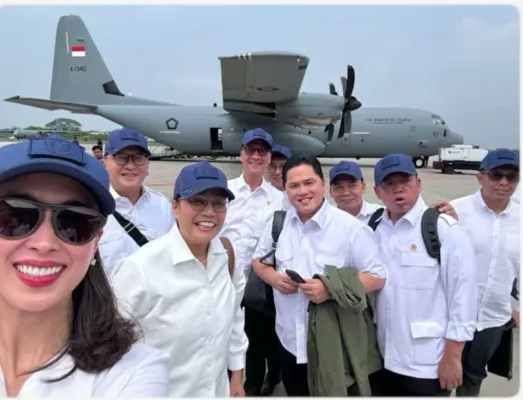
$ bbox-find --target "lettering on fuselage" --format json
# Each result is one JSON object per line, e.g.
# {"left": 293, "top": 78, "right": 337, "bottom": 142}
{"left": 366, "top": 117, "right": 413, "bottom": 125}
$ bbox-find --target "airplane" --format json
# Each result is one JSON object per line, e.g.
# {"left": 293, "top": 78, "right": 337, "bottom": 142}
{"left": 12, "top": 129, "right": 61, "bottom": 140}
{"left": 4, "top": 15, "right": 464, "bottom": 168}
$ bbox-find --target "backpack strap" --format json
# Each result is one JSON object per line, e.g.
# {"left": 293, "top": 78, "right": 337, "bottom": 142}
{"left": 421, "top": 207, "right": 442, "bottom": 265}
{"left": 259, "top": 210, "right": 287, "bottom": 263}
{"left": 367, "top": 207, "right": 385, "bottom": 231}
{"left": 113, "top": 211, "right": 149, "bottom": 247}
{"left": 219, "top": 236, "right": 235, "bottom": 277}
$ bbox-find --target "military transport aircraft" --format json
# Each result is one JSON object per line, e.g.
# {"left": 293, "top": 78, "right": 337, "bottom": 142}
{"left": 4, "top": 15, "right": 464, "bottom": 168}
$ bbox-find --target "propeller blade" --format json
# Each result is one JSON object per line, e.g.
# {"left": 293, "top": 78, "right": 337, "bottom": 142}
{"left": 329, "top": 83, "right": 338, "bottom": 96}
{"left": 345, "top": 65, "right": 355, "bottom": 98}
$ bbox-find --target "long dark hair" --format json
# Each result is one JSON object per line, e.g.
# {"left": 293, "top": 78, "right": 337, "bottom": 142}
{"left": 27, "top": 251, "right": 139, "bottom": 382}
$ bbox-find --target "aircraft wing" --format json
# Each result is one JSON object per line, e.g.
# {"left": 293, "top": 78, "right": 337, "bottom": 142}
{"left": 219, "top": 51, "right": 309, "bottom": 115}
{"left": 4, "top": 96, "right": 97, "bottom": 114}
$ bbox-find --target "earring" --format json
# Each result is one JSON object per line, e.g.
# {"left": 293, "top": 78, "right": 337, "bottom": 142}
{"left": 90, "top": 259, "right": 96, "bottom": 266}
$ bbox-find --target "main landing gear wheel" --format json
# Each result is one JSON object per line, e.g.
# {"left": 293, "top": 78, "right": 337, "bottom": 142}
{"left": 412, "top": 157, "right": 426, "bottom": 168}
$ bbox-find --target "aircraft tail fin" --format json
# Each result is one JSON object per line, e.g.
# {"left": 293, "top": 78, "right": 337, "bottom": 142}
{"left": 50, "top": 15, "right": 166, "bottom": 106}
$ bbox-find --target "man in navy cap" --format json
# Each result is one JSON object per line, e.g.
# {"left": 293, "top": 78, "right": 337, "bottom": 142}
{"left": 329, "top": 160, "right": 382, "bottom": 223}
{"left": 221, "top": 128, "right": 284, "bottom": 396}
{"left": 266, "top": 144, "right": 293, "bottom": 213}
{"left": 98, "top": 127, "right": 174, "bottom": 272}
{"left": 450, "top": 149, "right": 520, "bottom": 397}
{"left": 369, "top": 153, "right": 477, "bottom": 397}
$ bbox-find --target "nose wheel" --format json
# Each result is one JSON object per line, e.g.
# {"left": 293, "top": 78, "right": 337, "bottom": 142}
{"left": 412, "top": 157, "right": 428, "bottom": 168}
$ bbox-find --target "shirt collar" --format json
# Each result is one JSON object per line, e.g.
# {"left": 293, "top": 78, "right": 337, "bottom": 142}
{"left": 289, "top": 197, "right": 329, "bottom": 229}
{"left": 169, "top": 224, "right": 227, "bottom": 266}
{"left": 474, "top": 188, "right": 514, "bottom": 215}
{"left": 110, "top": 185, "right": 151, "bottom": 203}
{"left": 237, "top": 173, "right": 272, "bottom": 194}
{"left": 382, "top": 195, "right": 426, "bottom": 226}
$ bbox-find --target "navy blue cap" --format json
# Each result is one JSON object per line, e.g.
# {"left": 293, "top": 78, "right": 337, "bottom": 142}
{"left": 242, "top": 128, "right": 273, "bottom": 148}
{"left": 104, "top": 127, "right": 151, "bottom": 156}
{"left": 480, "top": 148, "right": 519, "bottom": 171}
{"left": 374, "top": 153, "right": 417, "bottom": 186}
{"left": 329, "top": 161, "right": 363, "bottom": 182}
{"left": 174, "top": 161, "right": 235, "bottom": 200}
{"left": 0, "top": 137, "right": 115, "bottom": 216}
{"left": 271, "top": 145, "right": 292, "bottom": 159}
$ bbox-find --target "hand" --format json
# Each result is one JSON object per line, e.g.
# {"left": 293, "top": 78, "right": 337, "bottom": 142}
{"left": 438, "top": 352, "right": 462, "bottom": 391}
{"left": 299, "top": 278, "right": 329, "bottom": 304}
{"left": 431, "top": 200, "right": 458, "bottom": 220}
{"left": 512, "top": 310, "right": 519, "bottom": 327}
{"left": 229, "top": 370, "right": 245, "bottom": 397}
{"left": 271, "top": 273, "right": 299, "bottom": 295}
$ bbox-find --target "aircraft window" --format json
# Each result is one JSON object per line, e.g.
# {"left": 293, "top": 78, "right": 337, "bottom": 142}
{"left": 431, "top": 115, "right": 445, "bottom": 125}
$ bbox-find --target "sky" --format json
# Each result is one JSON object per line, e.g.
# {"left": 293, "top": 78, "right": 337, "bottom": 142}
{"left": 0, "top": 4, "right": 519, "bottom": 149}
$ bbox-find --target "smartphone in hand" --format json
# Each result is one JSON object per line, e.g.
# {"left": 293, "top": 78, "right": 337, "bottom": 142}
{"left": 286, "top": 269, "right": 306, "bottom": 284}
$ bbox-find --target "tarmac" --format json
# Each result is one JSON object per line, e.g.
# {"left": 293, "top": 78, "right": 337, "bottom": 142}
{"left": 0, "top": 140, "right": 518, "bottom": 397}
{"left": 141, "top": 155, "right": 520, "bottom": 398}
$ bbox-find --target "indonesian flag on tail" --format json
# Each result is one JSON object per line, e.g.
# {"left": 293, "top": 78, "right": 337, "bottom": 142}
{"left": 71, "top": 45, "right": 85, "bottom": 57}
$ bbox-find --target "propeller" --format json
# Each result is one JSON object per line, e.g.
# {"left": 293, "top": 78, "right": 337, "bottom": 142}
{"left": 324, "top": 65, "right": 362, "bottom": 143}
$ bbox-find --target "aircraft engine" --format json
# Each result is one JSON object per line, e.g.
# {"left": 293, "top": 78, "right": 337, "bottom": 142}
{"left": 271, "top": 132, "right": 326, "bottom": 157}
{"left": 325, "top": 65, "right": 362, "bottom": 141}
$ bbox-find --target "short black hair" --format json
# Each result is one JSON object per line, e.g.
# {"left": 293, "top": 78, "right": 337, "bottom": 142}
{"left": 282, "top": 155, "right": 324, "bottom": 188}
{"left": 92, "top": 145, "right": 102, "bottom": 152}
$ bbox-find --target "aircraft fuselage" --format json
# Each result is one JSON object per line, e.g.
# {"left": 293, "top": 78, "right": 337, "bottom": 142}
{"left": 94, "top": 104, "right": 462, "bottom": 158}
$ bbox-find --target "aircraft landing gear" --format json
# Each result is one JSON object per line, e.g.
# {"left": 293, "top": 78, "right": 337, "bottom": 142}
{"left": 412, "top": 157, "right": 427, "bottom": 168}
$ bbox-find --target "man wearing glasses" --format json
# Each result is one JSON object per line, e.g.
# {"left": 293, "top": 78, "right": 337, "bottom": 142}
{"left": 266, "top": 145, "right": 293, "bottom": 211}
{"left": 450, "top": 149, "right": 520, "bottom": 397}
{"left": 98, "top": 128, "right": 174, "bottom": 272}
{"left": 221, "top": 128, "right": 284, "bottom": 396}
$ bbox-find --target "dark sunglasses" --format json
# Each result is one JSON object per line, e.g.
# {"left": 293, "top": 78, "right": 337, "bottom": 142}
{"left": 184, "top": 195, "right": 229, "bottom": 212}
{"left": 485, "top": 170, "right": 519, "bottom": 183}
{"left": 0, "top": 197, "right": 106, "bottom": 245}
{"left": 113, "top": 153, "right": 148, "bottom": 166}
{"left": 242, "top": 146, "right": 269, "bottom": 157}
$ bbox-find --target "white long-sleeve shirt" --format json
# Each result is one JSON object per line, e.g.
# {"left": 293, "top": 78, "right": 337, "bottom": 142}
{"left": 110, "top": 226, "right": 248, "bottom": 397}
{"left": 98, "top": 186, "right": 174, "bottom": 272}
{"left": 220, "top": 174, "right": 283, "bottom": 274}
{"left": 373, "top": 196, "right": 478, "bottom": 379}
{"left": 451, "top": 190, "right": 520, "bottom": 330}
{"left": 253, "top": 198, "right": 386, "bottom": 364}
{"left": 0, "top": 344, "right": 170, "bottom": 397}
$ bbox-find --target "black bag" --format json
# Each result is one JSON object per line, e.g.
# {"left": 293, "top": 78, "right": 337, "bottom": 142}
{"left": 113, "top": 211, "right": 149, "bottom": 247}
{"left": 241, "top": 210, "right": 287, "bottom": 317}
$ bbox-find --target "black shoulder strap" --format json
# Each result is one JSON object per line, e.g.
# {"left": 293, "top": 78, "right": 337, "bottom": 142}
{"left": 421, "top": 207, "right": 441, "bottom": 265}
{"left": 368, "top": 207, "right": 385, "bottom": 231}
{"left": 113, "top": 211, "right": 149, "bottom": 247}
{"left": 511, "top": 278, "right": 519, "bottom": 301}
{"left": 259, "top": 210, "right": 287, "bottom": 263}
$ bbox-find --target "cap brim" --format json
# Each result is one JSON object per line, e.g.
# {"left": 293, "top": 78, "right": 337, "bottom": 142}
{"left": 0, "top": 160, "right": 116, "bottom": 216}
{"left": 330, "top": 172, "right": 362, "bottom": 182}
{"left": 179, "top": 183, "right": 235, "bottom": 201}
{"left": 108, "top": 142, "right": 151, "bottom": 156}
{"left": 244, "top": 138, "right": 272, "bottom": 148}
{"left": 484, "top": 161, "right": 519, "bottom": 170}
{"left": 377, "top": 167, "right": 416, "bottom": 184}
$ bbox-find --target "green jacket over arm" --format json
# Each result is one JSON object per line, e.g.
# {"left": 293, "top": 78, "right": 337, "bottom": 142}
{"left": 307, "top": 265, "right": 383, "bottom": 396}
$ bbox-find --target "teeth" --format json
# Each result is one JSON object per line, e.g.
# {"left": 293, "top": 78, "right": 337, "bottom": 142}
{"left": 196, "top": 222, "right": 215, "bottom": 227}
{"left": 15, "top": 264, "right": 64, "bottom": 277}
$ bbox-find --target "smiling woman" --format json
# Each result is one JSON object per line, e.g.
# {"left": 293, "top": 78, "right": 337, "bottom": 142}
{"left": 0, "top": 137, "right": 169, "bottom": 397}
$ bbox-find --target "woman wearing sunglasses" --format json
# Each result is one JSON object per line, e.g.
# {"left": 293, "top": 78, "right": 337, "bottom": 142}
{"left": 111, "top": 161, "right": 248, "bottom": 397}
{"left": 0, "top": 137, "right": 169, "bottom": 397}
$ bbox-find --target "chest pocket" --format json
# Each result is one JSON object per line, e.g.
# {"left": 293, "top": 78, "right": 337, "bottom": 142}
{"left": 504, "top": 232, "right": 520, "bottom": 265}
{"left": 399, "top": 252, "right": 438, "bottom": 290}
{"left": 275, "top": 247, "right": 293, "bottom": 272}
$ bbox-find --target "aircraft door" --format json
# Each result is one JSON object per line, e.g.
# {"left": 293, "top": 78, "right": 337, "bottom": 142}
{"left": 210, "top": 127, "right": 223, "bottom": 151}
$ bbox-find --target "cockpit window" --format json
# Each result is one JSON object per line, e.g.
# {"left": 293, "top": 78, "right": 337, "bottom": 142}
{"left": 431, "top": 115, "right": 445, "bottom": 125}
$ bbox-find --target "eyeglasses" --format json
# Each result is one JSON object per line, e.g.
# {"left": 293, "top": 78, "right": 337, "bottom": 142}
{"left": 242, "top": 146, "right": 269, "bottom": 157}
{"left": 113, "top": 153, "right": 148, "bottom": 166}
{"left": 184, "top": 195, "right": 229, "bottom": 212}
{"left": 268, "top": 163, "right": 285, "bottom": 173}
{"left": 485, "top": 170, "right": 519, "bottom": 183}
{"left": 0, "top": 197, "right": 106, "bottom": 245}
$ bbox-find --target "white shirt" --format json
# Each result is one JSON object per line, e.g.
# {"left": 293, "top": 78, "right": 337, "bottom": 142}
{"left": 451, "top": 190, "right": 520, "bottom": 330}
{"left": 221, "top": 174, "right": 283, "bottom": 274}
{"left": 99, "top": 186, "right": 174, "bottom": 272}
{"left": 281, "top": 191, "right": 293, "bottom": 211}
{"left": 110, "top": 226, "right": 248, "bottom": 397}
{"left": 373, "top": 196, "right": 478, "bottom": 379}
{"left": 1, "top": 343, "right": 170, "bottom": 397}
{"left": 512, "top": 184, "right": 520, "bottom": 204}
{"left": 353, "top": 199, "right": 382, "bottom": 224}
{"left": 253, "top": 199, "right": 386, "bottom": 364}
